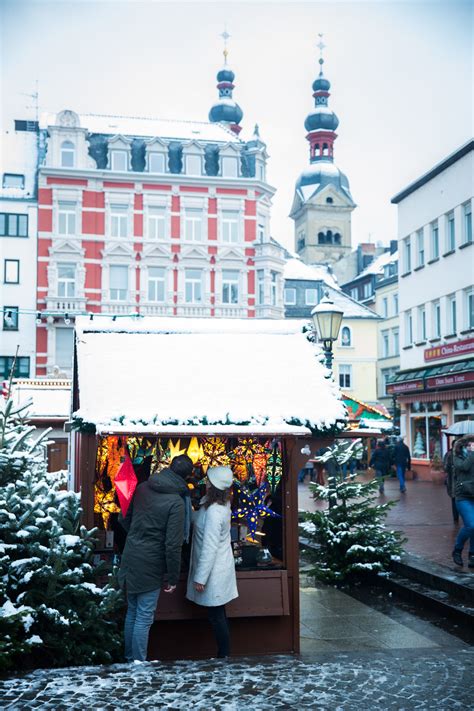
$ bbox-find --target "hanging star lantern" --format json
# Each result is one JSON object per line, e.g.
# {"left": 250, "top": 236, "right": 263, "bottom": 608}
{"left": 266, "top": 440, "right": 283, "bottom": 494}
{"left": 230, "top": 453, "right": 248, "bottom": 483}
{"left": 187, "top": 436, "right": 204, "bottom": 465}
{"left": 114, "top": 454, "right": 138, "bottom": 517}
{"left": 168, "top": 438, "right": 187, "bottom": 460}
{"left": 253, "top": 450, "right": 268, "bottom": 487}
{"left": 150, "top": 439, "right": 170, "bottom": 474}
{"left": 200, "top": 437, "right": 230, "bottom": 474}
{"left": 233, "top": 437, "right": 264, "bottom": 463}
{"left": 232, "top": 482, "right": 281, "bottom": 542}
{"left": 94, "top": 484, "right": 120, "bottom": 529}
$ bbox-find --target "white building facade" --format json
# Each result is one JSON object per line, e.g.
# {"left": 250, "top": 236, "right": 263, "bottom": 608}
{"left": 389, "top": 141, "right": 474, "bottom": 480}
{"left": 0, "top": 119, "right": 39, "bottom": 380}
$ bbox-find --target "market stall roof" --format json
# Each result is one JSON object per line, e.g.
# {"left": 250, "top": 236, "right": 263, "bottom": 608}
{"left": 10, "top": 379, "right": 71, "bottom": 420}
{"left": 72, "top": 316, "right": 346, "bottom": 435}
{"left": 342, "top": 394, "right": 393, "bottom": 432}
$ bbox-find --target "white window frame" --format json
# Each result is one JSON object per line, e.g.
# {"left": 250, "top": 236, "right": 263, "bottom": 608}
{"left": 271, "top": 271, "right": 278, "bottom": 306}
{"left": 185, "top": 269, "right": 203, "bottom": 303}
{"left": 257, "top": 223, "right": 265, "bottom": 243}
{"left": 110, "top": 205, "right": 129, "bottom": 239}
{"left": 109, "top": 265, "right": 129, "bottom": 301}
{"left": 221, "top": 156, "right": 239, "bottom": 178}
{"left": 58, "top": 201, "right": 76, "bottom": 236}
{"left": 111, "top": 150, "right": 128, "bottom": 172}
{"left": 403, "top": 236, "right": 411, "bottom": 273}
{"left": 55, "top": 327, "right": 74, "bottom": 370}
{"left": 363, "top": 281, "right": 373, "bottom": 299}
{"left": 393, "top": 293, "right": 399, "bottom": 315}
{"left": 221, "top": 211, "right": 239, "bottom": 243}
{"left": 382, "top": 297, "right": 388, "bottom": 318}
{"left": 305, "top": 288, "right": 318, "bottom": 306}
{"left": 418, "top": 305, "right": 427, "bottom": 341}
{"left": 381, "top": 329, "right": 390, "bottom": 357}
{"left": 432, "top": 300, "right": 441, "bottom": 338}
{"left": 147, "top": 207, "right": 166, "bottom": 240}
{"left": 446, "top": 212, "right": 455, "bottom": 252}
{"left": 222, "top": 270, "right": 240, "bottom": 304}
{"left": 284, "top": 287, "right": 296, "bottom": 306}
{"left": 416, "top": 229, "right": 425, "bottom": 268}
{"left": 184, "top": 209, "right": 204, "bottom": 242}
{"left": 257, "top": 270, "right": 264, "bottom": 305}
{"left": 447, "top": 294, "right": 457, "bottom": 334}
{"left": 60, "top": 141, "right": 75, "bottom": 168}
{"left": 57, "top": 262, "right": 76, "bottom": 298}
{"left": 147, "top": 267, "right": 166, "bottom": 302}
{"left": 148, "top": 152, "right": 166, "bottom": 174}
{"left": 186, "top": 155, "right": 202, "bottom": 176}
{"left": 392, "top": 328, "right": 399, "bottom": 355}
{"left": 4, "top": 259, "right": 19, "bottom": 284}
{"left": 341, "top": 325, "right": 352, "bottom": 347}
{"left": 339, "top": 364, "right": 352, "bottom": 390}
{"left": 465, "top": 287, "right": 474, "bottom": 330}
{"left": 430, "top": 221, "right": 439, "bottom": 260}
{"left": 463, "top": 202, "right": 472, "bottom": 244}
{"left": 405, "top": 310, "right": 413, "bottom": 346}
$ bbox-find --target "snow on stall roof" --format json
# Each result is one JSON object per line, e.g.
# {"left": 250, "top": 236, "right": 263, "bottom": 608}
{"left": 358, "top": 250, "right": 398, "bottom": 278}
{"left": 10, "top": 380, "right": 71, "bottom": 419}
{"left": 284, "top": 258, "right": 339, "bottom": 288}
{"left": 74, "top": 317, "right": 346, "bottom": 434}
{"left": 40, "top": 112, "right": 241, "bottom": 144}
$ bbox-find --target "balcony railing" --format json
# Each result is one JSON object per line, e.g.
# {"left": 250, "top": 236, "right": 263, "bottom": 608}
{"left": 46, "top": 297, "right": 87, "bottom": 313}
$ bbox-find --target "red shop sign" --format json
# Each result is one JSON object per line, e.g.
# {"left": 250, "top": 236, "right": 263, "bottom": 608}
{"left": 386, "top": 379, "right": 424, "bottom": 394}
{"left": 426, "top": 371, "right": 474, "bottom": 390}
{"left": 424, "top": 337, "right": 474, "bottom": 362}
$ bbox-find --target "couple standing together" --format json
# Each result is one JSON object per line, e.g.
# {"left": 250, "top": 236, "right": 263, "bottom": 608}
{"left": 118, "top": 455, "right": 238, "bottom": 662}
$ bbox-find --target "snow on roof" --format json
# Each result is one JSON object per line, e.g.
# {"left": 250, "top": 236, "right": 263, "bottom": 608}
{"left": 358, "top": 250, "right": 398, "bottom": 278}
{"left": 326, "top": 286, "right": 380, "bottom": 319}
{"left": 284, "top": 258, "right": 339, "bottom": 288}
{"left": 40, "top": 112, "right": 241, "bottom": 144}
{"left": 10, "top": 380, "right": 71, "bottom": 419}
{"left": 73, "top": 316, "right": 346, "bottom": 434}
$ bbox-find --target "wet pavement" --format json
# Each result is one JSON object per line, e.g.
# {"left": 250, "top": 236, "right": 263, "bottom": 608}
{"left": 299, "top": 472, "right": 465, "bottom": 571}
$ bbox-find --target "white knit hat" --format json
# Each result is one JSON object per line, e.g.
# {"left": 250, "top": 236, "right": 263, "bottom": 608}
{"left": 207, "top": 466, "right": 233, "bottom": 491}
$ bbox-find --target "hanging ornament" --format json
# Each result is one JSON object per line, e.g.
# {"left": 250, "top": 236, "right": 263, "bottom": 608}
{"left": 266, "top": 439, "right": 283, "bottom": 494}
{"left": 230, "top": 453, "right": 248, "bottom": 482}
{"left": 232, "top": 482, "right": 281, "bottom": 543}
{"left": 253, "top": 450, "right": 268, "bottom": 487}
{"left": 114, "top": 454, "right": 138, "bottom": 517}
{"left": 94, "top": 485, "right": 120, "bottom": 529}
{"left": 233, "top": 437, "right": 264, "bottom": 463}
{"left": 103, "top": 436, "right": 127, "bottom": 485}
{"left": 187, "top": 436, "right": 203, "bottom": 465}
{"left": 168, "top": 438, "right": 187, "bottom": 460}
{"left": 150, "top": 439, "right": 170, "bottom": 474}
{"left": 201, "top": 437, "right": 230, "bottom": 473}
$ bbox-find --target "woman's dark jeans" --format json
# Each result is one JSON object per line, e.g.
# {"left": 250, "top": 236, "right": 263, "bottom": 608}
{"left": 207, "top": 605, "right": 230, "bottom": 658}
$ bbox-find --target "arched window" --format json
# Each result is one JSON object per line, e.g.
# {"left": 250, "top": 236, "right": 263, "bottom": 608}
{"left": 318, "top": 231, "right": 326, "bottom": 244}
{"left": 326, "top": 197, "right": 333, "bottom": 204}
{"left": 322, "top": 143, "right": 329, "bottom": 156}
{"left": 60, "top": 140, "right": 75, "bottom": 168}
{"left": 334, "top": 233, "right": 341, "bottom": 244}
{"left": 341, "top": 326, "right": 351, "bottom": 347}
{"left": 326, "top": 230, "right": 333, "bottom": 244}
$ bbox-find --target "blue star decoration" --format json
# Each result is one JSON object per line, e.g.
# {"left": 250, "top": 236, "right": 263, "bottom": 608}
{"left": 232, "top": 481, "right": 281, "bottom": 542}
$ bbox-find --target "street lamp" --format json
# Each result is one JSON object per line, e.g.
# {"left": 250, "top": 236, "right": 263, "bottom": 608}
{"left": 311, "top": 291, "right": 344, "bottom": 371}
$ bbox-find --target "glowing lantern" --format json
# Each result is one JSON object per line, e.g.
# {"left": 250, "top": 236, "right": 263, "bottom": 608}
{"left": 232, "top": 482, "right": 281, "bottom": 542}
{"left": 201, "top": 437, "right": 230, "bottom": 473}
{"left": 168, "top": 438, "right": 187, "bottom": 460}
{"left": 94, "top": 486, "right": 120, "bottom": 529}
{"left": 187, "top": 436, "right": 202, "bottom": 465}
{"left": 114, "top": 455, "right": 138, "bottom": 517}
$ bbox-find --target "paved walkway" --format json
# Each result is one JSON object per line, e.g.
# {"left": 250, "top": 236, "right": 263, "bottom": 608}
{"left": 298, "top": 472, "right": 465, "bottom": 571}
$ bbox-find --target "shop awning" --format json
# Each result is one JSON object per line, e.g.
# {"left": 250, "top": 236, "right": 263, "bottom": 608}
{"left": 387, "top": 359, "right": 474, "bottom": 395}
{"left": 72, "top": 316, "right": 347, "bottom": 435}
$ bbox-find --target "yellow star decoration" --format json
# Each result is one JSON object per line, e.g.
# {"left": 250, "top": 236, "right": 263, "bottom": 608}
{"left": 94, "top": 486, "right": 120, "bottom": 529}
{"left": 168, "top": 438, "right": 187, "bottom": 460}
{"left": 187, "top": 436, "right": 204, "bottom": 465}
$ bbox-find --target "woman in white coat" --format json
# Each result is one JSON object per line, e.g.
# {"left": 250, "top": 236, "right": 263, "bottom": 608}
{"left": 186, "top": 466, "right": 238, "bottom": 658}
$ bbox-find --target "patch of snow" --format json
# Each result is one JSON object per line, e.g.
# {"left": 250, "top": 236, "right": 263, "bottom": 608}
{"left": 59, "top": 534, "right": 81, "bottom": 547}
{"left": 283, "top": 258, "right": 339, "bottom": 288}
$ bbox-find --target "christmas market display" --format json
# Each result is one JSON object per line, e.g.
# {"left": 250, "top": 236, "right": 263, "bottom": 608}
{"left": 71, "top": 316, "right": 346, "bottom": 658}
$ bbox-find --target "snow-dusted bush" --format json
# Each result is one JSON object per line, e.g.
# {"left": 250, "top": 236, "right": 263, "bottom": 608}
{"left": 0, "top": 397, "right": 123, "bottom": 671}
{"left": 300, "top": 439, "right": 404, "bottom": 583}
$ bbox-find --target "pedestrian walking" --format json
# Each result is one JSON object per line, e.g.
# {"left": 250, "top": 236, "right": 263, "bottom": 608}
{"left": 118, "top": 454, "right": 194, "bottom": 662}
{"left": 370, "top": 441, "right": 391, "bottom": 494}
{"left": 443, "top": 442, "right": 460, "bottom": 523}
{"left": 452, "top": 438, "right": 474, "bottom": 568}
{"left": 298, "top": 458, "right": 315, "bottom": 483}
{"left": 187, "top": 466, "right": 238, "bottom": 658}
{"left": 393, "top": 437, "right": 411, "bottom": 493}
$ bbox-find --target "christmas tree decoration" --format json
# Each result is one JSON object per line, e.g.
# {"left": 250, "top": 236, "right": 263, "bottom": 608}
{"left": 266, "top": 440, "right": 283, "bottom": 493}
{"left": 114, "top": 454, "right": 138, "bottom": 517}
{"left": 94, "top": 485, "right": 121, "bottom": 529}
{"left": 187, "top": 436, "right": 204, "bottom": 465}
{"left": 413, "top": 430, "right": 426, "bottom": 457}
{"left": 200, "top": 436, "right": 230, "bottom": 473}
{"left": 232, "top": 482, "right": 281, "bottom": 542}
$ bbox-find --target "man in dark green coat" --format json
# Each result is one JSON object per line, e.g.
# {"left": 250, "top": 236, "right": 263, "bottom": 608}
{"left": 119, "top": 454, "right": 193, "bottom": 662}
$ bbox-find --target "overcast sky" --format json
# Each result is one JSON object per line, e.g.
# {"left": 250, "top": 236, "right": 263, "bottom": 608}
{"left": 1, "top": 0, "right": 472, "bottom": 251}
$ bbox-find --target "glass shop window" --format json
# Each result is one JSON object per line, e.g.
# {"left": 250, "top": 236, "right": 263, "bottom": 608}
{"left": 93, "top": 435, "right": 285, "bottom": 571}
{"left": 410, "top": 408, "right": 442, "bottom": 460}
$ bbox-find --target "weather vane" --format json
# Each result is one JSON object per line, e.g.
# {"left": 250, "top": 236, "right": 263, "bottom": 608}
{"left": 221, "top": 29, "right": 231, "bottom": 64}
{"left": 317, "top": 33, "right": 325, "bottom": 72}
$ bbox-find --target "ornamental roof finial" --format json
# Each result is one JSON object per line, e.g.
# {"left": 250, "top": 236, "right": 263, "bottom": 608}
{"left": 317, "top": 32, "right": 326, "bottom": 75}
{"left": 221, "top": 29, "right": 231, "bottom": 65}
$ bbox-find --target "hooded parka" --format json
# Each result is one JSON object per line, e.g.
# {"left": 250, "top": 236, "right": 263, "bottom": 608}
{"left": 118, "top": 468, "right": 188, "bottom": 594}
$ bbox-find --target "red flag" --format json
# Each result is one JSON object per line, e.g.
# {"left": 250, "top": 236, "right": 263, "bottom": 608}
{"left": 114, "top": 455, "right": 138, "bottom": 517}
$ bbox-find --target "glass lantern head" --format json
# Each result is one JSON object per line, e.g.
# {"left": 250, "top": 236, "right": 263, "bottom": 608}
{"left": 311, "top": 292, "right": 344, "bottom": 343}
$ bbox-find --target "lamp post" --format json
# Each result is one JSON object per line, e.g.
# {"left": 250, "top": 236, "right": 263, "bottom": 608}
{"left": 311, "top": 291, "right": 344, "bottom": 372}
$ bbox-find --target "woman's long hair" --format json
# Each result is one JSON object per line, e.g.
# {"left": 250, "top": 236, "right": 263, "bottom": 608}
{"left": 203, "top": 482, "right": 231, "bottom": 509}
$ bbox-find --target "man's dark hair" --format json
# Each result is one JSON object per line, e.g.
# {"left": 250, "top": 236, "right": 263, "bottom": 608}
{"left": 170, "top": 454, "right": 194, "bottom": 479}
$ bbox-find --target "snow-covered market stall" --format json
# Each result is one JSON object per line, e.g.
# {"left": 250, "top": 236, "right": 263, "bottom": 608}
{"left": 70, "top": 316, "right": 346, "bottom": 659}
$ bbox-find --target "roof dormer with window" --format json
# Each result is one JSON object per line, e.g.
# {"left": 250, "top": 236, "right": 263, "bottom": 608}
{"left": 107, "top": 136, "right": 133, "bottom": 172}
{"left": 44, "top": 109, "right": 95, "bottom": 170}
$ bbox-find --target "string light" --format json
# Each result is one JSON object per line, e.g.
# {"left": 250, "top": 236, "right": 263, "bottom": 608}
{"left": 64, "top": 313, "right": 70, "bottom": 326}
{"left": 36, "top": 312, "right": 42, "bottom": 325}
{"left": 0, "top": 307, "right": 146, "bottom": 321}
{"left": 3, "top": 310, "right": 14, "bottom": 328}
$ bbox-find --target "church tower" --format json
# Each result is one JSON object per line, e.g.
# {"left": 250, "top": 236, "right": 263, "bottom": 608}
{"left": 209, "top": 31, "right": 243, "bottom": 135}
{"left": 290, "top": 38, "right": 355, "bottom": 265}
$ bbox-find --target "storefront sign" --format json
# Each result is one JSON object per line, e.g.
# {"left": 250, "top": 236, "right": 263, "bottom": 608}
{"left": 387, "top": 379, "right": 424, "bottom": 395}
{"left": 424, "top": 337, "right": 474, "bottom": 362}
{"left": 426, "top": 371, "right": 474, "bottom": 390}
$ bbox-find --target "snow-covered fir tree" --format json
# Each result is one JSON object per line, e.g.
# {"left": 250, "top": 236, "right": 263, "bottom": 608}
{"left": 300, "top": 439, "right": 404, "bottom": 583}
{"left": 0, "top": 396, "right": 123, "bottom": 671}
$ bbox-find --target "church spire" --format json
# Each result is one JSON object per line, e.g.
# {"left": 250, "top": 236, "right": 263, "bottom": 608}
{"left": 208, "top": 30, "right": 243, "bottom": 135}
{"left": 304, "top": 34, "right": 339, "bottom": 163}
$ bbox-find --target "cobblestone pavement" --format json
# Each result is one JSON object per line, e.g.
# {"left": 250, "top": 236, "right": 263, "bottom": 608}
{"left": 1, "top": 649, "right": 473, "bottom": 710}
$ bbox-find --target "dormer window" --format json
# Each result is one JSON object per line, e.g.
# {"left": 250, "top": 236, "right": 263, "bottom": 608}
{"left": 111, "top": 150, "right": 128, "bottom": 172}
{"left": 221, "top": 156, "right": 238, "bottom": 178}
{"left": 148, "top": 152, "right": 166, "bottom": 174}
{"left": 186, "top": 155, "right": 202, "bottom": 176}
{"left": 60, "top": 141, "right": 75, "bottom": 168}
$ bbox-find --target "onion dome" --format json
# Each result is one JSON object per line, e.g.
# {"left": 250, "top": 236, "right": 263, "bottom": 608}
{"left": 312, "top": 74, "right": 331, "bottom": 92}
{"left": 209, "top": 64, "right": 243, "bottom": 132}
{"left": 295, "top": 162, "right": 353, "bottom": 204}
{"left": 304, "top": 107, "right": 339, "bottom": 132}
{"left": 217, "top": 67, "right": 235, "bottom": 83}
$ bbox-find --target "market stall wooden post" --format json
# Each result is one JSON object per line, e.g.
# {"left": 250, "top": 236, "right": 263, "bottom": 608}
{"left": 71, "top": 316, "right": 346, "bottom": 659}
